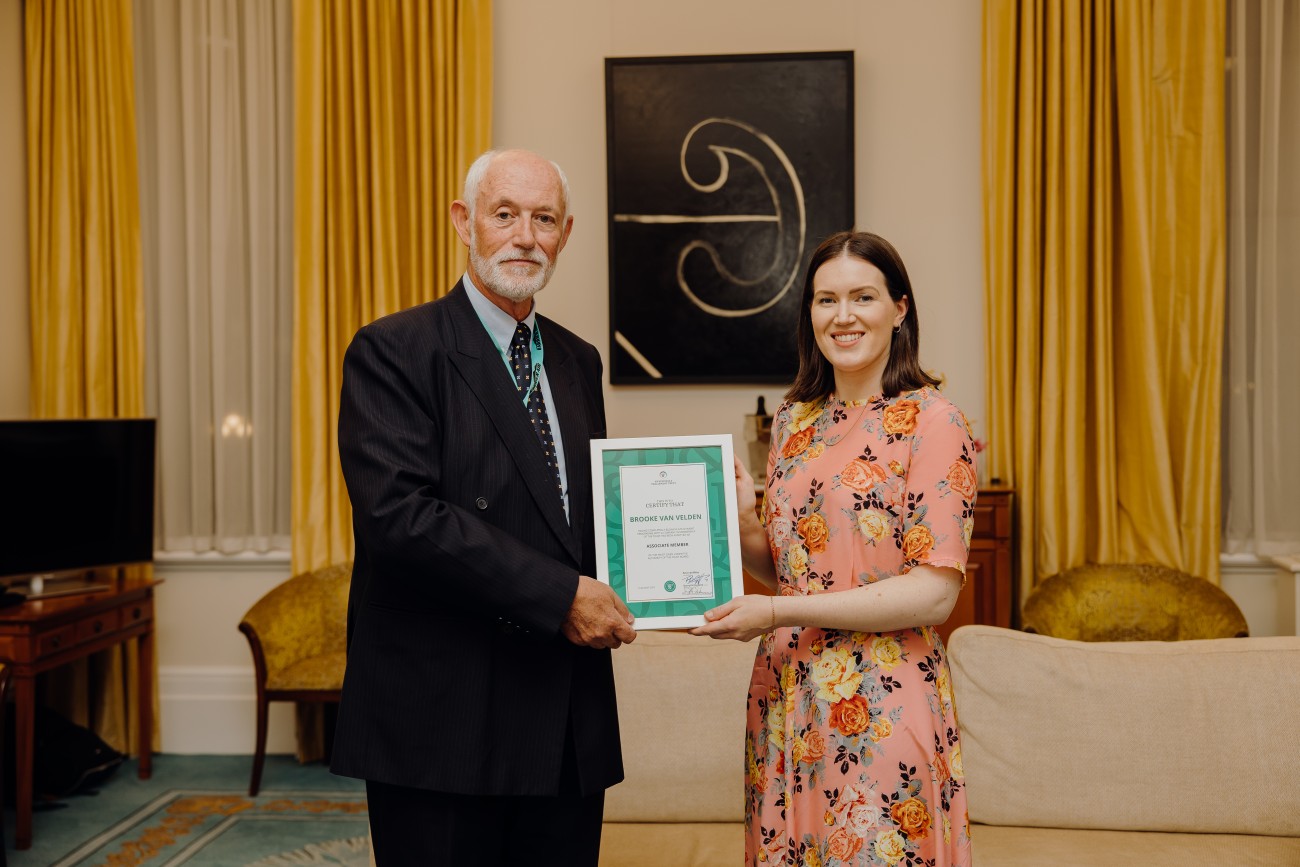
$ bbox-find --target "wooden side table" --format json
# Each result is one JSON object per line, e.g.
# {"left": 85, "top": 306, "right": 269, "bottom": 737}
{"left": 0, "top": 565, "right": 160, "bottom": 849}
{"left": 937, "top": 485, "right": 1016, "bottom": 645}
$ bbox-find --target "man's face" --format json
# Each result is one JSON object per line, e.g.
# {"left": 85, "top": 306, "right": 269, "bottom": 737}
{"left": 461, "top": 153, "right": 573, "bottom": 304}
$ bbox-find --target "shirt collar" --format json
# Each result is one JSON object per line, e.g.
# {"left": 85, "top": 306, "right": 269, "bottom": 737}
{"left": 463, "top": 272, "right": 537, "bottom": 349}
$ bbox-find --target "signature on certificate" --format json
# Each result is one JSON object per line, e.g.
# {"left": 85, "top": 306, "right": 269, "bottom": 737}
{"left": 679, "top": 572, "right": 713, "bottom": 597}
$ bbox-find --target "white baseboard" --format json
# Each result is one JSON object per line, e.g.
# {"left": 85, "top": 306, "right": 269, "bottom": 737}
{"left": 159, "top": 665, "right": 297, "bottom": 755}
{"left": 1220, "top": 554, "right": 1298, "bottom": 637}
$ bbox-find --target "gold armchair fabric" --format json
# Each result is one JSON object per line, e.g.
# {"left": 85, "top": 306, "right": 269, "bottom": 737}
{"left": 1022, "top": 563, "right": 1249, "bottom": 642}
{"left": 238, "top": 561, "right": 351, "bottom": 794}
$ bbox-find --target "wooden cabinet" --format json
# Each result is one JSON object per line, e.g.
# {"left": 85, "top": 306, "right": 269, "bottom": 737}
{"left": 936, "top": 486, "right": 1016, "bottom": 646}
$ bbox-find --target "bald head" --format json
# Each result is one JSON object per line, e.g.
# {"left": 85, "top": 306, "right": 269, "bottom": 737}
{"left": 463, "top": 149, "right": 571, "bottom": 221}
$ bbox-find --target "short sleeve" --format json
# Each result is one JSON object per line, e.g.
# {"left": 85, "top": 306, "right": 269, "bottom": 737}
{"left": 900, "top": 399, "right": 979, "bottom": 575}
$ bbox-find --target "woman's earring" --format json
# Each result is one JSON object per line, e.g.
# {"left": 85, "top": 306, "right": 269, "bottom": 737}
{"left": 893, "top": 324, "right": 901, "bottom": 334}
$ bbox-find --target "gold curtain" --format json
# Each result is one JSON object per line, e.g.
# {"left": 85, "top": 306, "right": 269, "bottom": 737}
{"left": 25, "top": 0, "right": 156, "bottom": 753}
{"left": 291, "top": 0, "right": 492, "bottom": 575}
{"left": 983, "top": 0, "right": 1226, "bottom": 600}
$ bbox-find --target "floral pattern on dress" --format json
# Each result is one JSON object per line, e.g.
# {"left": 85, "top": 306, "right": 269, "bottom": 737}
{"left": 747, "top": 388, "right": 976, "bottom": 867}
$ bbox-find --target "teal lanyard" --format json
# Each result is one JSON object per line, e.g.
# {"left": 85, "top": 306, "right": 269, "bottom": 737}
{"left": 490, "top": 321, "right": 545, "bottom": 408}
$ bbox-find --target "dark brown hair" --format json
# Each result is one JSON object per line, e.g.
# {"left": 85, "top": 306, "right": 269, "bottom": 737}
{"left": 785, "top": 230, "right": 940, "bottom": 403}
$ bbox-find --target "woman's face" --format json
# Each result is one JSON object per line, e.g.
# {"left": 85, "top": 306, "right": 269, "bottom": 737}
{"left": 809, "top": 254, "right": 908, "bottom": 396}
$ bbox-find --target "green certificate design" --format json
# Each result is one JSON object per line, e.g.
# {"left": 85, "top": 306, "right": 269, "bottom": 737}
{"left": 590, "top": 434, "right": 743, "bottom": 630}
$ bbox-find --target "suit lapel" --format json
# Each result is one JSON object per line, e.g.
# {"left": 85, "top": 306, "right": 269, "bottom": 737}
{"left": 446, "top": 286, "right": 581, "bottom": 563}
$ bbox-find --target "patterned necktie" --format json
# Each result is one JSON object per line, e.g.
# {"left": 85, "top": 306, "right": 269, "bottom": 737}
{"left": 509, "top": 322, "right": 563, "bottom": 500}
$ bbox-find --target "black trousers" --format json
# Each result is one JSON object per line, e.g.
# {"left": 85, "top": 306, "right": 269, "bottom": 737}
{"left": 366, "top": 734, "right": 605, "bottom": 867}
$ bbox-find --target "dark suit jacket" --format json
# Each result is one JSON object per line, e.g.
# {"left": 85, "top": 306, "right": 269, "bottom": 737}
{"left": 330, "top": 282, "right": 622, "bottom": 798}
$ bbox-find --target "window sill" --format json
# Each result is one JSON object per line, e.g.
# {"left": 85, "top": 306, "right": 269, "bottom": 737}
{"left": 153, "top": 550, "right": 291, "bottom": 573}
{"left": 1222, "top": 550, "right": 1300, "bottom": 574}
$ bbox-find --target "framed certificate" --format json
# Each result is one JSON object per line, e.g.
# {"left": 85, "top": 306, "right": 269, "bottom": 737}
{"left": 591, "top": 434, "right": 744, "bottom": 630}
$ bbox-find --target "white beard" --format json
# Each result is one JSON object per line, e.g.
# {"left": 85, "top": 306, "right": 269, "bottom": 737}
{"left": 468, "top": 229, "right": 555, "bottom": 302}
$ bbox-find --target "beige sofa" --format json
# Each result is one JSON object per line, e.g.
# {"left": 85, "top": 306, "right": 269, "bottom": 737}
{"left": 601, "top": 630, "right": 754, "bottom": 866}
{"left": 599, "top": 625, "right": 1300, "bottom": 867}
{"left": 947, "top": 625, "right": 1300, "bottom": 866}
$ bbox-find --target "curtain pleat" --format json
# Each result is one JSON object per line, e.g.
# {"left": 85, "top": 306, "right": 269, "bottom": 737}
{"left": 290, "top": 0, "right": 490, "bottom": 760}
{"left": 25, "top": 0, "right": 157, "bottom": 754}
{"left": 983, "top": 0, "right": 1226, "bottom": 601}
{"left": 291, "top": 0, "right": 491, "bottom": 575}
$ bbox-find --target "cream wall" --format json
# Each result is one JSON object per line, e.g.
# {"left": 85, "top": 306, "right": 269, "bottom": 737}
{"left": 493, "top": 0, "right": 988, "bottom": 447}
{"left": 0, "top": 0, "right": 29, "bottom": 419}
{"left": 154, "top": 556, "right": 298, "bottom": 754}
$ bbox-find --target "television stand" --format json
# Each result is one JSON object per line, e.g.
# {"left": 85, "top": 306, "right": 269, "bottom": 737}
{"left": 10, "top": 571, "right": 113, "bottom": 600}
{"left": 0, "top": 564, "right": 161, "bottom": 849}
{"left": 21, "top": 574, "right": 112, "bottom": 601}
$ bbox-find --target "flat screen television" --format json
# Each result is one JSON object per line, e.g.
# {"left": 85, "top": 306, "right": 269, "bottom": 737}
{"left": 0, "top": 419, "right": 157, "bottom": 580}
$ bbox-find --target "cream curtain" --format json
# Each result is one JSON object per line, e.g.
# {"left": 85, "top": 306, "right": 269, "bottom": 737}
{"left": 25, "top": 0, "right": 155, "bottom": 753}
{"left": 133, "top": 0, "right": 293, "bottom": 554}
{"left": 292, "top": 0, "right": 492, "bottom": 574}
{"left": 1224, "top": 0, "right": 1300, "bottom": 558}
{"left": 983, "top": 0, "right": 1227, "bottom": 599}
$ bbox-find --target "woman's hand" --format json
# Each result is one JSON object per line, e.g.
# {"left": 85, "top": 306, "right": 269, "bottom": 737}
{"left": 689, "top": 594, "right": 775, "bottom": 642}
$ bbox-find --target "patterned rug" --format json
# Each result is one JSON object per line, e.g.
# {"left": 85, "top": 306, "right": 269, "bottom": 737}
{"left": 48, "top": 790, "right": 370, "bottom": 867}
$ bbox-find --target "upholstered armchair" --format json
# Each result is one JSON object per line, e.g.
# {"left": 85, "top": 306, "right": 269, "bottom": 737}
{"left": 238, "top": 561, "right": 351, "bottom": 795}
{"left": 1021, "top": 562, "right": 1249, "bottom": 642}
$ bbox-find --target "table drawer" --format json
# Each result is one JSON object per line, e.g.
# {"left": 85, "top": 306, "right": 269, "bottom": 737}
{"left": 972, "top": 504, "right": 1005, "bottom": 540}
{"left": 76, "top": 609, "right": 122, "bottom": 643}
{"left": 38, "top": 624, "right": 77, "bottom": 657}
{"left": 122, "top": 599, "right": 153, "bottom": 627}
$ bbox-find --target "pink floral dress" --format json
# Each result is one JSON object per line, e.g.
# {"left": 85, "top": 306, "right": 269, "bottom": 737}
{"left": 746, "top": 388, "right": 977, "bottom": 867}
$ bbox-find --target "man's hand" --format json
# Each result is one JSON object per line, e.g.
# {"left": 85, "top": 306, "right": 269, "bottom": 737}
{"left": 562, "top": 576, "right": 638, "bottom": 649}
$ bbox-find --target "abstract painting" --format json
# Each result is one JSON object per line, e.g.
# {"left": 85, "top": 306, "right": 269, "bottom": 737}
{"left": 605, "top": 51, "right": 855, "bottom": 384}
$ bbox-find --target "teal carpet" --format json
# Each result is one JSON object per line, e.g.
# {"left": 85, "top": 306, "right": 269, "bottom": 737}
{"left": 6, "top": 755, "right": 368, "bottom": 867}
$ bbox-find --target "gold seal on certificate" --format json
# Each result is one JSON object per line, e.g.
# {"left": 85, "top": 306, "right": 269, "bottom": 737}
{"left": 590, "top": 434, "right": 744, "bottom": 629}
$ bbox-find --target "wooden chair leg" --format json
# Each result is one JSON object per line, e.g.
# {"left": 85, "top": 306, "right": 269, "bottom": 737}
{"left": 250, "top": 692, "right": 268, "bottom": 796}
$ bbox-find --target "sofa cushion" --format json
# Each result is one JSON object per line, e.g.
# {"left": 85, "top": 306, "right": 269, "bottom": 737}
{"left": 605, "top": 630, "right": 757, "bottom": 823}
{"left": 947, "top": 626, "right": 1300, "bottom": 836}
{"left": 599, "top": 822, "right": 743, "bottom": 867}
{"left": 970, "top": 825, "right": 1300, "bottom": 867}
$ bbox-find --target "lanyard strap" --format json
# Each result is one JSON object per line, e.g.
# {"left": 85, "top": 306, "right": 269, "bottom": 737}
{"left": 488, "top": 321, "right": 545, "bottom": 409}
{"left": 521, "top": 324, "right": 544, "bottom": 407}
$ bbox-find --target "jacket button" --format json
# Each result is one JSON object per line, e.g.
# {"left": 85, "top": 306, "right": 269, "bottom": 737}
{"left": 475, "top": 497, "right": 488, "bottom": 510}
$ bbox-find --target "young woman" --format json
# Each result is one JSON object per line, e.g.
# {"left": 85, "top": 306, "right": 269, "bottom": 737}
{"left": 692, "top": 231, "right": 976, "bottom": 866}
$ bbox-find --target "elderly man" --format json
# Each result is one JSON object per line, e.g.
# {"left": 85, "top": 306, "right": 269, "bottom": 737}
{"left": 331, "top": 149, "right": 636, "bottom": 866}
